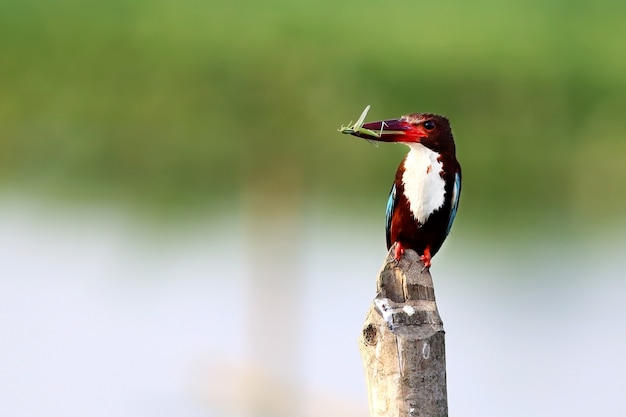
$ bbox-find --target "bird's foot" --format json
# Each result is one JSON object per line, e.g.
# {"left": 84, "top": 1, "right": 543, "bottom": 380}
{"left": 420, "top": 247, "right": 432, "bottom": 272}
{"left": 393, "top": 243, "right": 404, "bottom": 263}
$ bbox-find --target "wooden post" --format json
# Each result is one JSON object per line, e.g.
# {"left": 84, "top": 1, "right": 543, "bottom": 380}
{"left": 359, "top": 246, "right": 448, "bottom": 417}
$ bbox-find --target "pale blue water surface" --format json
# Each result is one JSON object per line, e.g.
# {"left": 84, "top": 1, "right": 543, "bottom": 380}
{"left": 1, "top": 197, "right": 625, "bottom": 417}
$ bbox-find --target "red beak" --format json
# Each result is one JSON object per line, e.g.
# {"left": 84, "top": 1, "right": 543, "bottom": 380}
{"left": 353, "top": 118, "right": 427, "bottom": 143}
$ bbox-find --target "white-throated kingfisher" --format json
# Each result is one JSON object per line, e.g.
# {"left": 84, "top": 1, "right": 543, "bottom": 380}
{"left": 347, "top": 112, "right": 461, "bottom": 269}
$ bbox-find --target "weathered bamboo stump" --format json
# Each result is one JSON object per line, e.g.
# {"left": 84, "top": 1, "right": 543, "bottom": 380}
{"left": 359, "top": 246, "right": 447, "bottom": 417}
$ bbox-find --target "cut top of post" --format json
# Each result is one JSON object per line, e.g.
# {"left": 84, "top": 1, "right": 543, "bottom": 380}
{"left": 374, "top": 246, "right": 443, "bottom": 331}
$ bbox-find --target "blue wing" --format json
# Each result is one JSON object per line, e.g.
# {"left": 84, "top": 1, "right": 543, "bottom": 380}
{"left": 445, "top": 171, "right": 461, "bottom": 237}
{"left": 385, "top": 183, "right": 397, "bottom": 249}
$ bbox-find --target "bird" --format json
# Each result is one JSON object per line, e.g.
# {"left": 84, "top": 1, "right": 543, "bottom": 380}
{"left": 347, "top": 111, "right": 461, "bottom": 268}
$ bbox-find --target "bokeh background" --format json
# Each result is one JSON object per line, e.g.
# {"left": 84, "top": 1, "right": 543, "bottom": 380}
{"left": 2, "top": 0, "right": 626, "bottom": 416}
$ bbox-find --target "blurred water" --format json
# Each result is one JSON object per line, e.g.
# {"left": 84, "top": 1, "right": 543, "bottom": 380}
{"left": 1, "top": 198, "right": 625, "bottom": 417}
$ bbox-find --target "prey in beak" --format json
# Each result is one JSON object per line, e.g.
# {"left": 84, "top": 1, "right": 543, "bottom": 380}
{"left": 338, "top": 105, "right": 429, "bottom": 144}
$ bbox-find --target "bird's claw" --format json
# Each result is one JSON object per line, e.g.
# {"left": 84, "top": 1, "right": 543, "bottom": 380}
{"left": 393, "top": 243, "right": 404, "bottom": 264}
{"left": 419, "top": 247, "right": 432, "bottom": 272}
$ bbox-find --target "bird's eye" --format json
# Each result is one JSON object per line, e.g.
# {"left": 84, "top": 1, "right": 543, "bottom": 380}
{"left": 423, "top": 120, "right": 435, "bottom": 131}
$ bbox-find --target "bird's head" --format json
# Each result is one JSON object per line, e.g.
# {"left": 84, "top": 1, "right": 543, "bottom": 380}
{"left": 352, "top": 113, "right": 455, "bottom": 154}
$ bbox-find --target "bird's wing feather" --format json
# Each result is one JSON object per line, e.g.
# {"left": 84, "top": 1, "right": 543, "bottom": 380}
{"left": 445, "top": 171, "right": 461, "bottom": 237}
{"left": 385, "top": 183, "right": 397, "bottom": 249}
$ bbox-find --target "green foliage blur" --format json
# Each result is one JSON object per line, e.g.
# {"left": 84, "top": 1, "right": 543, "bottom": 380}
{"left": 2, "top": 0, "right": 626, "bottom": 232}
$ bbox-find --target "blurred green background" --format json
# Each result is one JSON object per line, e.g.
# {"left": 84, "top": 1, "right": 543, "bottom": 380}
{"left": 3, "top": 0, "right": 626, "bottom": 234}
{"left": 3, "top": 1, "right": 626, "bottom": 416}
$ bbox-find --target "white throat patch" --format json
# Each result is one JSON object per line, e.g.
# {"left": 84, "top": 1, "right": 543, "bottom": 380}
{"left": 402, "top": 143, "right": 446, "bottom": 224}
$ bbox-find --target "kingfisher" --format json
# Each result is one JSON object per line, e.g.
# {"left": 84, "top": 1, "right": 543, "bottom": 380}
{"left": 343, "top": 110, "right": 461, "bottom": 268}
